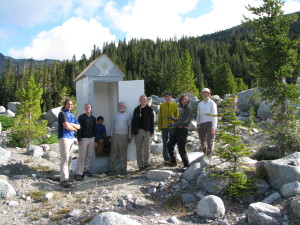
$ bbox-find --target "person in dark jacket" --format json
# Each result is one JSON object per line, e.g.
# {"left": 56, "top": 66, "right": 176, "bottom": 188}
{"left": 74, "top": 103, "right": 97, "bottom": 181}
{"left": 132, "top": 95, "right": 154, "bottom": 171}
{"left": 167, "top": 94, "right": 192, "bottom": 168}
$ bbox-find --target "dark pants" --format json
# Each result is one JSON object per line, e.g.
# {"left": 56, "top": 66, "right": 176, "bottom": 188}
{"left": 199, "top": 122, "right": 215, "bottom": 155}
{"left": 167, "top": 128, "right": 189, "bottom": 166}
{"left": 161, "top": 128, "right": 174, "bottom": 162}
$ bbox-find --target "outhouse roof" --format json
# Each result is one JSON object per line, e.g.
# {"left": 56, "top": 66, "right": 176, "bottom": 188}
{"left": 74, "top": 54, "right": 124, "bottom": 82}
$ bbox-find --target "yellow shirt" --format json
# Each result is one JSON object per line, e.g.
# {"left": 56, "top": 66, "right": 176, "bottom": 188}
{"left": 157, "top": 102, "right": 179, "bottom": 131}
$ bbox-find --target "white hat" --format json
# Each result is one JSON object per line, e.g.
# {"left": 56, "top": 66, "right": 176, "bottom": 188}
{"left": 201, "top": 88, "right": 211, "bottom": 93}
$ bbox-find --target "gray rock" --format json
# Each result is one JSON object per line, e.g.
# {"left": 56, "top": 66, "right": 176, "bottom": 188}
{"left": 150, "top": 143, "right": 163, "bottom": 155}
{"left": 0, "top": 179, "right": 17, "bottom": 199}
{"left": 42, "top": 151, "right": 58, "bottom": 159}
{"left": 0, "top": 106, "right": 6, "bottom": 114}
{"left": 146, "top": 170, "right": 173, "bottom": 181}
{"left": 167, "top": 216, "right": 180, "bottom": 224}
{"left": 5, "top": 109, "right": 15, "bottom": 117}
{"left": 88, "top": 211, "right": 141, "bottom": 225}
{"left": 257, "top": 100, "right": 274, "bottom": 120}
{"left": 236, "top": 88, "right": 262, "bottom": 112}
{"left": 40, "top": 144, "right": 50, "bottom": 151}
{"left": 255, "top": 179, "right": 270, "bottom": 194}
{"left": 280, "top": 181, "right": 300, "bottom": 197}
{"left": 262, "top": 152, "right": 300, "bottom": 190}
{"left": 68, "top": 209, "right": 81, "bottom": 217}
{"left": 262, "top": 192, "right": 281, "bottom": 204}
{"left": 196, "top": 170, "right": 230, "bottom": 195}
{"left": 290, "top": 200, "right": 300, "bottom": 217}
{"left": 27, "top": 145, "right": 44, "bottom": 157}
{"left": 7, "top": 102, "right": 20, "bottom": 113}
{"left": 182, "top": 193, "right": 196, "bottom": 204}
{"left": 44, "top": 106, "right": 62, "bottom": 127}
{"left": 196, "top": 195, "right": 225, "bottom": 219}
{"left": 247, "top": 202, "right": 281, "bottom": 225}
{"left": 183, "top": 162, "right": 201, "bottom": 182}
{"left": 0, "top": 148, "right": 11, "bottom": 165}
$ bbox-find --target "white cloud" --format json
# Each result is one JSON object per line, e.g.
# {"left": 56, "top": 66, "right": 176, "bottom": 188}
{"left": 0, "top": 0, "right": 73, "bottom": 27}
{"left": 283, "top": 0, "right": 300, "bottom": 13}
{"left": 8, "top": 17, "right": 116, "bottom": 60}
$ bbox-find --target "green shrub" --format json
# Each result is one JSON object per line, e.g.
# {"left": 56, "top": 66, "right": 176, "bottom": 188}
{"left": 0, "top": 115, "right": 14, "bottom": 130}
{"left": 39, "top": 134, "right": 58, "bottom": 144}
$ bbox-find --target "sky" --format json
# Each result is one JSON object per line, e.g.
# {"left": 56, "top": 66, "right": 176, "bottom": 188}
{"left": 0, "top": 0, "right": 299, "bottom": 61}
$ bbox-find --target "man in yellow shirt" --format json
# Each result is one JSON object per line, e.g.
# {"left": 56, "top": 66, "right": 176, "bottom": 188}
{"left": 157, "top": 92, "right": 179, "bottom": 164}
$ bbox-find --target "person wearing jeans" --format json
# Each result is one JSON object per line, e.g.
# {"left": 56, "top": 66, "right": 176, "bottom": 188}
{"left": 157, "top": 92, "right": 179, "bottom": 164}
{"left": 58, "top": 98, "right": 80, "bottom": 188}
{"left": 167, "top": 94, "right": 192, "bottom": 168}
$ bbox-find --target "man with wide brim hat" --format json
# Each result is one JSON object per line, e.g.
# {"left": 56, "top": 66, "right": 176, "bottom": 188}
{"left": 196, "top": 88, "right": 218, "bottom": 155}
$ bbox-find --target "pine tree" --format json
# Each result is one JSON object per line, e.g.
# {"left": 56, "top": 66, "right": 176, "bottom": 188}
{"left": 213, "top": 63, "right": 237, "bottom": 97}
{"left": 10, "top": 75, "right": 47, "bottom": 146}
{"left": 243, "top": 0, "right": 300, "bottom": 155}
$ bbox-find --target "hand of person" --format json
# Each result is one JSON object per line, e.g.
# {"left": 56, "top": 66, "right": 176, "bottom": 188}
{"left": 94, "top": 142, "right": 97, "bottom": 148}
{"left": 197, "top": 126, "right": 200, "bottom": 134}
{"left": 78, "top": 141, "right": 82, "bottom": 146}
{"left": 128, "top": 138, "right": 131, "bottom": 143}
{"left": 211, "top": 129, "right": 216, "bottom": 135}
{"left": 168, "top": 123, "right": 175, "bottom": 127}
{"left": 167, "top": 115, "right": 173, "bottom": 120}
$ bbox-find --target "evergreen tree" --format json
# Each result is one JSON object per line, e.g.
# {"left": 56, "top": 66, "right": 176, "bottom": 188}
{"left": 10, "top": 75, "right": 47, "bottom": 146}
{"left": 213, "top": 63, "right": 237, "bottom": 97}
{"left": 244, "top": 0, "right": 300, "bottom": 155}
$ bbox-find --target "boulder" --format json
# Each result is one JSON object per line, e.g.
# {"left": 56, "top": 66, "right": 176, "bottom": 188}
{"left": 88, "top": 211, "right": 141, "bottom": 225}
{"left": 290, "top": 200, "right": 300, "bottom": 217}
{"left": 0, "top": 106, "right": 6, "bottom": 114}
{"left": 280, "top": 181, "right": 300, "bottom": 198}
{"left": 146, "top": 170, "right": 173, "bottom": 181}
{"left": 27, "top": 145, "right": 44, "bottom": 157}
{"left": 262, "top": 152, "right": 300, "bottom": 190}
{"left": 0, "top": 179, "right": 17, "bottom": 199}
{"left": 44, "top": 106, "right": 62, "bottom": 127}
{"left": 257, "top": 100, "right": 274, "bottom": 120}
{"left": 5, "top": 109, "right": 15, "bottom": 117}
{"left": 183, "top": 162, "right": 202, "bottom": 182}
{"left": 247, "top": 202, "right": 281, "bottom": 225}
{"left": 0, "top": 148, "right": 11, "bottom": 165}
{"left": 7, "top": 102, "right": 20, "bottom": 113}
{"left": 196, "top": 195, "right": 225, "bottom": 218}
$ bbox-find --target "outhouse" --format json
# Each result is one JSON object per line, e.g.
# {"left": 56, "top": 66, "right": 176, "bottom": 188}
{"left": 74, "top": 54, "right": 144, "bottom": 173}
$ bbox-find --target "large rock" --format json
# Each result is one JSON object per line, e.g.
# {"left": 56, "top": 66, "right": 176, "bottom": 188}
{"left": 196, "top": 170, "right": 230, "bottom": 195}
{"left": 183, "top": 162, "right": 202, "bottom": 182}
{"left": 280, "top": 181, "right": 300, "bottom": 198}
{"left": 0, "top": 106, "right": 6, "bottom": 114}
{"left": 290, "top": 200, "right": 300, "bottom": 217}
{"left": 0, "top": 179, "right": 17, "bottom": 199}
{"left": 236, "top": 88, "right": 262, "bottom": 112}
{"left": 27, "top": 145, "right": 44, "bottom": 157}
{"left": 146, "top": 170, "right": 173, "bottom": 181}
{"left": 44, "top": 106, "right": 62, "bottom": 127}
{"left": 247, "top": 202, "right": 281, "bottom": 225}
{"left": 196, "top": 195, "right": 225, "bottom": 219}
{"left": 0, "top": 148, "right": 11, "bottom": 165}
{"left": 257, "top": 100, "right": 274, "bottom": 120}
{"left": 88, "top": 211, "right": 141, "bottom": 225}
{"left": 7, "top": 102, "right": 20, "bottom": 113}
{"left": 262, "top": 152, "right": 300, "bottom": 190}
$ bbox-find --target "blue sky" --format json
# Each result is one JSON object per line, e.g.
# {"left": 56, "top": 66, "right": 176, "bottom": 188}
{"left": 0, "top": 0, "right": 299, "bottom": 60}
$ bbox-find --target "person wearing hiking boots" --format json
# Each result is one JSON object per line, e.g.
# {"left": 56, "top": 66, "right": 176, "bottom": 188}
{"left": 75, "top": 103, "right": 97, "bottom": 181}
{"left": 167, "top": 94, "right": 192, "bottom": 168}
{"left": 58, "top": 98, "right": 81, "bottom": 188}
{"left": 157, "top": 92, "right": 179, "bottom": 165}
{"left": 196, "top": 88, "right": 218, "bottom": 156}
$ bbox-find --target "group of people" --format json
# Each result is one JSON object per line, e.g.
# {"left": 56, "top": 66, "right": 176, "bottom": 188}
{"left": 57, "top": 88, "right": 218, "bottom": 188}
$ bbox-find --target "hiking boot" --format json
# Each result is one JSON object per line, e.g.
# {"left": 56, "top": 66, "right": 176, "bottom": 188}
{"left": 83, "top": 171, "right": 93, "bottom": 177}
{"left": 60, "top": 180, "right": 71, "bottom": 188}
{"left": 166, "top": 161, "right": 177, "bottom": 167}
{"left": 74, "top": 174, "right": 83, "bottom": 181}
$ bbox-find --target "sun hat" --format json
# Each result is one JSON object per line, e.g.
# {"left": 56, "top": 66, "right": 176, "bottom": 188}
{"left": 201, "top": 88, "right": 211, "bottom": 93}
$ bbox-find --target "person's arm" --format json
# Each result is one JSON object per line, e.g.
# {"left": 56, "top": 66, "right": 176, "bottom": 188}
{"left": 175, "top": 107, "right": 192, "bottom": 127}
{"left": 157, "top": 106, "right": 162, "bottom": 132}
{"left": 211, "top": 101, "right": 218, "bottom": 134}
{"left": 150, "top": 107, "right": 154, "bottom": 136}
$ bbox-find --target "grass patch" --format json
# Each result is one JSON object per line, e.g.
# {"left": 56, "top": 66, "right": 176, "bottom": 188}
{"left": 29, "top": 165, "right": 52, "bottom": 172}
{"left": 28, "top": 190, "right": 48, "bottom": 202}
{"left": 163, "top": 195, "right": 187, "bottom": 212}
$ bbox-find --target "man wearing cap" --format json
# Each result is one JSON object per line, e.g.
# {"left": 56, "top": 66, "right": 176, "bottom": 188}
{"left": 196, "top": 88, "right": 218, "bottom": 155}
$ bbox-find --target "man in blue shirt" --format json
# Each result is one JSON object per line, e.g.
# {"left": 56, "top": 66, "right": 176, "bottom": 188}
{"left": 58, "top": 98, "right": 80, "bottom": 188}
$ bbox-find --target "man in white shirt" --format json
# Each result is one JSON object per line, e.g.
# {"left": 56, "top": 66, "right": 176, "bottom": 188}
{"left": 196, "top": 88, "right": 218, "bottom": 155}
{"left": 110, "top": 102, "right": 132, "bottom": 174}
